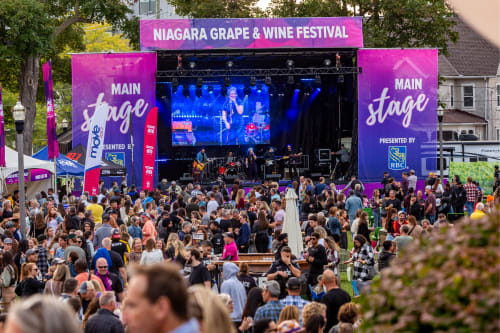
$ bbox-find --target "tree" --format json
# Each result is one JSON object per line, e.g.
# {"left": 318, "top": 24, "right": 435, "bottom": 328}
{"left": 167, "top": 0, "right": 263, "bottom": 18}
{"left": 267, "top": 0, "right": 458, "bottom": 55}
{"left": 0, "top": 0, "right": 138, "bottom": 155}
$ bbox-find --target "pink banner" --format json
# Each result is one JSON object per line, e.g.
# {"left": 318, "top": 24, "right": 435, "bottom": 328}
{"left": 0, "top": 84, "right": 5, "bottom": 167}
{"left": 30, "top": 169, "right": 51, "bottom": 182}
{"left": 43, "top": 61, "right": 59, "bottom": 159}
{"left": 142, "top": 107, "right": 158, "bottom": 191}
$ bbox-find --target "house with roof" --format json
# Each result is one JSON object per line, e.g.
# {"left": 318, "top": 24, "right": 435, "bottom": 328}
{"left": 438, "top": 17, "right": 500, "bottom": 141}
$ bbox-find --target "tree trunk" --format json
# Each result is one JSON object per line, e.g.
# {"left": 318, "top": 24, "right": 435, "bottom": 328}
{"left": 19, "top": 55, "right": 40, "bottom": 156}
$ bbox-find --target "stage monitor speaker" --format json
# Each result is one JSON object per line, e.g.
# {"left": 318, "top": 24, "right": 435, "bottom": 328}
{"left": 179, "top": 176, "right": 194, "bottom": 184}
{"left": 317, "top": 149, "right": 331, "bottom": 162}
{"left": 224, "top": 175, "right": 239, "bottom": 183}
{"left": 266, "top": 174, "right": 282, "bottom": 182}
{"left": 310, "top": 172, "right": 323, "bottom": 180}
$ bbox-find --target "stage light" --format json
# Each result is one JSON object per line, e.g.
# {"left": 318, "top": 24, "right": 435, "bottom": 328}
{"left": 224, "top": 76, "right": 231, "bottom": 87}
{"left": 338, "top": 74, "right": 344, "bottom": 84}
{"left": 324, "top": 59, "right": 332, "bottom": 67}
{"left": 208, "top": 86, "right": 213, "bottom": 94}
{"left": 196, "top": 77, "right": 203, "bottom": 88}
{"left": 287, "top": 75, "right": 294, "bottom": 85}
{"left": 294, "top": 88, "right": 300, "bottom": 93}
{"left": 316, "top": 87, "right": 321, "bottom": 92}
{"left": 226, "top": 60, "right": 234, "bottom": 68}
{"left": 286, "top": 59, "right": 294, "bottom": 68}
{"left": 250, "top": 76, "right": 257, "bottom": 86}
{"left": 189, "top": 61, "right": 196, "bottom": 69}
{"left": 314, "top": 75, "right": 321, "bottom": 85}
{"left": 265, "top": 76, "right": 272, "bottom": 86}
{"left": 257, "top": 84, "right": 262, "bottom": 93}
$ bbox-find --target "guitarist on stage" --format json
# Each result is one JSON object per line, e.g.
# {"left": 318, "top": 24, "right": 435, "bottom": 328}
{"left": 284, "top": 145, "right": 301, "bottom": 180}
{"left": 263, "top": 147, "right": 276, "bottom": 178}
{"left": 195, "top": 148, "right": 209, "bottom": 182}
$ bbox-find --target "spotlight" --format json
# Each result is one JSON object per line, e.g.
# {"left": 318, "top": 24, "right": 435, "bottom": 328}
{"left": 196, "top": 77, "right": 203, "bottom": 88}
{"left": 226, "top": 60, "right": 234, "bottom": 69}
{"left": 323, "top": 59, "right": 332, "bottom": 67}
{"left": 338, "top": 74, "right": 344, "bottom": 84}
{"left": 224, "top": 77, "right": 231, "bottom": 87}
{"left": 286, "top": 59, "right": 294, "bottom": 69}
{"left": 265, "top": 76, "right": 272, "bottom": 86}
{"left": 189, "top": 61, "right": 196, "bottom": 69}
{"left": 250, "top": 77, "right": 257, "bottom": 86}
{"left": 208, "top": 86, "right": 214, "bottom": 94}
{"left": 316, "top": 87, "right": 321, "bottom": 92}
{"left": 287, "top": 75, "right": 294, "bottom": 85}
{"left": 314, "top": 75, "right": 321, "bottom": 85}
{"left": 257, "top": 84, "right": 262, "bottom": 93}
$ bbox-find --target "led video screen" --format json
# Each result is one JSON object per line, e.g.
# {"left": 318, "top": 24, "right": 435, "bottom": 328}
{"left": 171, "top": 84, "right": 270, "bottom": 146}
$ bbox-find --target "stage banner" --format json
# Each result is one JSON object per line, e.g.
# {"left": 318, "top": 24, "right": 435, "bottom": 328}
{"left": 142, "top": 107, "right": 158, "bottom": 191}
{"left": 83, "top": 103, "right": 108, "bottom": 196}
{"left": 72, "top": 52, "right": 157, "bottom": 190}
{"left": 42, "top": 61, "right": 59, "bottom": 159}
{"left": 0, "top": 84, "right": 5, "bottom": 167}
{"left": 140, "top": 17, "right": 363, "bottom": 51}
{"left": 357, "top": 49, "right": 438, "bottom": 182}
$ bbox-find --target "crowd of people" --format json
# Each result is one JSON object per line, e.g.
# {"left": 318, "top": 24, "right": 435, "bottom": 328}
{"left": 0, "top": 168, "right": 496, "bottom": 333}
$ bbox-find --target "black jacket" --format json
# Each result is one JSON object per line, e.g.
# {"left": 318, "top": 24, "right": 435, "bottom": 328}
{"left": 84, "top": 308, "right": 124, "bottom": 333}
{"left": 15, "top": 277, "right": 45, "bottom": 298}
{"left": 378, "top": 251, "right": 396, "bottom": 271}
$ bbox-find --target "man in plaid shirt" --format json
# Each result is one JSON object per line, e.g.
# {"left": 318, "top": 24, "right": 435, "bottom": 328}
{"left": 464, "top": 177, "right": 478, "bottom": 216}
{"left": 280, "top": 277, "right": 310, "bottom": 325}
{"left": 254, "top": 281, "right": 284, "bottom": 323}
{"left": 36, "top": 234, "right": 50, "bottom": 277}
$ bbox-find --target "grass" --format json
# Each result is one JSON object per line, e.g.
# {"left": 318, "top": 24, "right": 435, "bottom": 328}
{"left": 340, "top": 232, "right": 354, "bottom": 296}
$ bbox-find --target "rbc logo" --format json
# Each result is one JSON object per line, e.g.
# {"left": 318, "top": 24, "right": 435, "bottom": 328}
{"left": 388, "top": 146, "right": 407, "bottom": 170}
{"left": 105, "top": 152, "right": 125, "bottom": 167}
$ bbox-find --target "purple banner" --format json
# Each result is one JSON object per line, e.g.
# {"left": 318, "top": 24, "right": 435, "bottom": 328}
{"left": 72, "top": 53, "right": 157, "bottom": 190}
{"left": 140, "top": 17, "right": 363, "bottom": 51}
{"left": 5, "top": 171, "right": 28, "bottom": 185}
{"left": 43, "top": 61, "right": 59, "bottom": 159}
{"left": 30, "top": 169, "right": 51, "bottom": 182}
{"left": 357, "top": 49, "right": 438, "bottom": 182}
{"left": 0, "top": 84, "right": 5, "bottom": 167}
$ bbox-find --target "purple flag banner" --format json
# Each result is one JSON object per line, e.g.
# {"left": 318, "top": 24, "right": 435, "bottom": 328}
{"left": 140, "top": 17, "right": 363, "bottom": 51}
{"left": 43, "top": 61, "right": 59, "bottom": 159}
{"left": 5, "top": 171, "right": 28, "bottom": 185}
{"left": 0, "top": 84, "right": 5, "bottom": 167}
{"left": 357, "top": 49, "right": 438, "bottom": 182}
{"left": 30, "top": 169, "right": 51, "bottom": 182}
{"left": 72, "top": 53, "right": 157, "bottom": 190}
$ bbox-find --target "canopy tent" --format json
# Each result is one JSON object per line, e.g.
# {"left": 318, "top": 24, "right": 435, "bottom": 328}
{"left": 33, "top": 146, "right": 85, "bottom": 176}
{"left": 67, "top": 144, "right": 126, "bottom": 176}
{"left": 283, "top": 187, "right": 304, "bottom": 257}
{"left": 1, "top": 147, "right": 55, "bottom": 198}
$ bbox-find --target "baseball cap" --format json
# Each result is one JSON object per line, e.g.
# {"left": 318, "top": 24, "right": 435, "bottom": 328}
{"left": 286, "top": 277, "right": 301, "bottom": 290}
{"left": 26, "top": 248, "right": 38, "bottom": 256}
{"left": 114, "top": 188, "right": 120, "bottom": 193}
{"left": 3, "top": 238, "right": 13, "bottom": 244}
{"left": 112, "top": 229, "right": 121, "bottom": 238}
{"left": 102, "top": 214, "right": 111, "bottom": 222}
{"left": 68, "top": 233, "right": 77, "bottom": 240}
{"left": 162, "top": 179, "right": 167, "bottom": 183}
{"left": 398, "top": 211, "right": 406, "bottom": 216}
{"left": 278, "top": 320, "right": 302, "bottom": 333}
{"left": 5, "top": 222, "right": 14, "bottom": 228}
{"left": 52, "top": 258, "right": 65, "bottom": 265}
{"left": 425, "top": 185, "right": 432, "bottom": 190}
{"left": 223, "top": 232, "right": 234, "bottom": 239}
{"left": 79, "top": 281, "right": 92, "bottom": 294}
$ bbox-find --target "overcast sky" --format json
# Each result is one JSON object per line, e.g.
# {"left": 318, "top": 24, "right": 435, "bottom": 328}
{"left": 257, "top": 0, "right": 271, "bottom": 10}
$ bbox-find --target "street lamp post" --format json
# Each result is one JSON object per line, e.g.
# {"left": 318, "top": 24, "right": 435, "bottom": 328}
{"left": 437, "top": 106, "right": 444, "bottom": 183}
{"left": 12, "top": 101, "right": 26, "bottom": 239}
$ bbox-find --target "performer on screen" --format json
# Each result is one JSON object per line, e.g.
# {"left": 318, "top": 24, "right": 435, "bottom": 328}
{"left": 245, "top": 148, "right": 258, "bottom": 180}
{"left": 222, "top": 87, "right": 244, "bottom": 145}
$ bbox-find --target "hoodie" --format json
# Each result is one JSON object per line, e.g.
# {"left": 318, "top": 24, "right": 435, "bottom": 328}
{"left": 220, "top": 262, "right": 247, "bottom": 321}
{"left": 378, "top": 250, "right": 396, "bottom": 271}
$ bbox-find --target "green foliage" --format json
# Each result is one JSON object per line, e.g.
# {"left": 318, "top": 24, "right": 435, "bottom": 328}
{"left": 266, "top": 0, "right": 458, "bottom": 56}
{"left": 449, "top": 162, "right": 497, "bottom": 195}
{"left": 167, "top": 0, "right": 263, "bottom": 18}
{"left": 81, "top": 23, "right": 133, "bottom": 53}
{"left": 359, "top": 212, "right": 500, "bottom": 332}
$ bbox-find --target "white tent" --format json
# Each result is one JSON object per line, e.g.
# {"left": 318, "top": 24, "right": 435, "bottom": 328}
{"left": 283, "top": 187, "right": 304, "bottom": 257}
{"left": 1, "top": 147, "right": 55, "bottom": 198}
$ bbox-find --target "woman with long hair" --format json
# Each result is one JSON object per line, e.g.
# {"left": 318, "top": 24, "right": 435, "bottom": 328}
{"left": 2, "top": 200, "right": 13, "bottom": 219}
{"left": 235, "top": 189, "right": 246, "bottom": 210}
{"left": 129, "top": 238, "right": 143, "bottom": 264}
{"left": 171, "top": 240, "right": 187, "bottom": 267}
{"left": 0, "top": 251, "right": 18, "bottom": 310}
{"left": 343, "top": 235, "right": 375, "bottom": 295}
{"left": 45, "top": 207, "right": 59, "bottom": 234}
{"left": 370, "top": 189, "right": 382, "bottom": 228}
{"left": 304, "top": 313, "right": 326, "bottom": 333}
{"left": 119, "top": 224, "right": 133, "bottom": 248}
{"left": 140, "top": 238, "right": 164, "bottom": 265}
{"left": 81, "top": 296, "right": 100, "bottom": 329}
{"left": 278, "top": 305, "right": 300, "bottom": 324}
{"left": 324, "top": 236, "right": 340, "bottom": 276}
{"left": 338, "top": 210, "right": 349, "bottom": 250}
{"left": 33, "top": 212, "right": 46, "bottom": 238}
{"left": 357, "top": 213, "right": 371, "bottom": 243}
{"left": 254, "top": 211, "right": 270, "bottom": 253}
{"left": 44, "top": 264, "right": 70, "bottom": 296}
{"left": 15, "top": 263, "right": 45, "bottom": 298}
{"left": 241, "top": 287, "right": 264, "bottom": 322}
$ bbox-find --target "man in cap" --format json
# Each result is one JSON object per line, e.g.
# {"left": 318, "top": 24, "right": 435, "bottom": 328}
{"left": 78, "top": 280, "right": 97, "bottom": 314}
{"left": 267, "top": 246, "right": 301, "bottom": 299}
{"left": 2, "top": 238, "right": 13, "bottom": 254}
{"left": 280, "top": 277, "right": 310, "bottom": 324}
{"left": 111, "top": 229, "right": 130, "bottom": 264}
{"left": 254, "top": 280, "right": 284, "bottom": 322}
{"left": 63, "top": 233, "right": 87, "bottom": 261}
{"left": 221, "top": 232, "right": 238, "bottom": 261}
{"left": 25, "top": 248, "right": 43, "bottom": 281}
{"left": 159, "top": 179, "right": 169, "bottom": 193}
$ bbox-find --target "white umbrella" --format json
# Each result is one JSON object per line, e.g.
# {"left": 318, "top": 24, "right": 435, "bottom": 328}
{"left": 283, "top": 187, "right": 303, "bottom": 257}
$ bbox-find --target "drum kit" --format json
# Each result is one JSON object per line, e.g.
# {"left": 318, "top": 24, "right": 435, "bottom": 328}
{"left": 217, "top": 159, "right": 246, "bottom": 179}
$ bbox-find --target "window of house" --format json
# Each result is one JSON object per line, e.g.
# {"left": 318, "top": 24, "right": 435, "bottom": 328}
{"left": 462, "top": 84, "right": 474, "bottom": 108}
{"left": 496, "top": 128, "right": 500, "bottom": 141}
{"left": 139, "top": 0, "right": 157, "bottom": 15}
{"left": 496, "top": 84, "right": 500, "bottom": 108}
{"left": 450, "top": 85, "right": 454, "bottom": 107}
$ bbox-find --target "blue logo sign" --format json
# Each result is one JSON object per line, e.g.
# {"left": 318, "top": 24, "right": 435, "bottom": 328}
{"left": 388, "top": 146, "right": 407, "bottom": 170}
{"left": 106, "top": 152, "right": 125, "bottom": 167}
